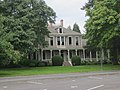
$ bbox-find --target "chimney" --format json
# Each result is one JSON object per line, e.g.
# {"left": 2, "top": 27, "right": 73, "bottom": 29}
{"left": 60, "top": 19, "right": 63, "bottom": 26}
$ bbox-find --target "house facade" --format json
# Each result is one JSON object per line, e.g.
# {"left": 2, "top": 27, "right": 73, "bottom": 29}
{"left": 40, "top": 20, "right": 110, "bottom": 64}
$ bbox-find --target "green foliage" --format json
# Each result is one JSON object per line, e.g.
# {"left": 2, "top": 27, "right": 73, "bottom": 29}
{"left": 28, "top": 60, "right": 38, "bottom": 67}
{"left": 0, "top": 0, "right": 56, "bottom": 67}
{"left": 85, "top": 60, "right": 98, "bottom": 65}
{"left": 0, "top": 40, "right": 21, "bottom": 67}
{"left": 71, "top": 56, "right": 81, "bottom": 66}
{"left": 18, "top": 59, "right": 30, "bottom": 67}
{"left": 73, "top": 23, "right": 81, "bottom": 33}
{"left": 81, "top": 60, "right": 112, "bottom": 65}
{"left": 18, "top": 59, "right": 47, "bottom": 67}
{"left": 37, "top": 61, "right": 46, "bottom": 67}
{"left": 52, "top": 55, "right": 64, "bottom": 66}
{"left": 83, "top": 0, "right": 120, "bottom": 64}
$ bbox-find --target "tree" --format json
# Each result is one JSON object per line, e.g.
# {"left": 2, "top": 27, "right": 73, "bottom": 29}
{"left": 0, "top": 14, "right": 21, "bottom": 67}
{"left": 83, "top": 0, "right": 120, "bottom": 64}
{"left": 67, "top": 25, "right": 72, "bottom": 30}
{"left": 73, "top": 23, "right": 81, "bottom": 33}
{"left": 0, "top": 0, "right": 56, "bottom": 66}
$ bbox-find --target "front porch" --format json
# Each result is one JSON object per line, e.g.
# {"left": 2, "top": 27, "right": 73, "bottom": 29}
{"left": 40, "top": 49, "right": 110, "bottom": 62}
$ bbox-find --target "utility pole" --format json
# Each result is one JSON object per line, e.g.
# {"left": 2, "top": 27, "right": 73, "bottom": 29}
{"left": 101, "top": 49, "right": 104, "bottom": 69}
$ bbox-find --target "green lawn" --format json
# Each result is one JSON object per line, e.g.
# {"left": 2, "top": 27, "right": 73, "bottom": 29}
{"left": 0, "top": 64, "right": 120, "bottom": 77}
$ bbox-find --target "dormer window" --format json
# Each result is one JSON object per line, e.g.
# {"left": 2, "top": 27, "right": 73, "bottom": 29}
{"left": 58, "top": 28, "right": 63, "bottom": 33}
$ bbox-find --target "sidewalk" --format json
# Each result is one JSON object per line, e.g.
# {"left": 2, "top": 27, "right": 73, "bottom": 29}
{"left": 0, "top": 70, "right": 120, "bottom": 83}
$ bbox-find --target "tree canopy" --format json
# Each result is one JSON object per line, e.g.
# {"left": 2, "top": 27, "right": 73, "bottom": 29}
{"left": 0, "top": 0, "right": 56, "bottom": 67}
{"left": 83, "top": 0, "right": 120, "bottom": 64}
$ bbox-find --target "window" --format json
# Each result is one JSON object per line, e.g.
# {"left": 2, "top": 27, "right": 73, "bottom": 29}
{"left": 57, "top": 37, "right": 60, "bottom": 45}
{"left": 69, "top": 37, "right": 72, "bottom": 45}
{"left": 50, "top": 37, "right": 53, "bottom": 46}
{"left": 59, "top": 28, "right": 63, "bottom": 33}
{"left": 76, "top": 37, "right": 79, "bottom": 45}
{"left": 61, "top": 36, "right": 64, "bottom": 45}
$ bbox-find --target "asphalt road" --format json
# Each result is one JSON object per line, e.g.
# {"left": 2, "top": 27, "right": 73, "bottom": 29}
{"left": 0, "top": 71, "right": 120, "bottom": 90}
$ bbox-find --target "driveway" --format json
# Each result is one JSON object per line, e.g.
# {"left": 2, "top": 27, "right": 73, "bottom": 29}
{"left": 0, "top": 71, "right": 120, "bottom": 90}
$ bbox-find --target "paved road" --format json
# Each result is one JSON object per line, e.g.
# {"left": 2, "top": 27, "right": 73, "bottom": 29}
{"left": 0, "top": 71, "right": 120, "bottom": 90}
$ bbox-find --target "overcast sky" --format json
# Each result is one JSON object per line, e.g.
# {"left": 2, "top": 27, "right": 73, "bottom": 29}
{"left": 44, "top": 0, "right": 88, "bottom": 33}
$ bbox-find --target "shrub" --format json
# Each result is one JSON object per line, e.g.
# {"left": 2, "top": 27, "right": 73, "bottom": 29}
{"left": 52, "top": 55, "right": 64, "bottom": 66}
{"left": 37, "top": 61, "right": 46, "bottom": 67}
{"left": 98, "top": 59, "right": 109, "bottom": 64}
{"left": 81, "top": 60, "right": 87, "bottom": 65}
{"left": 71, "top": 56, "right": 81, "bottom": 66}
{"left": 19, "top": 59, "right": 39, "bottom": 67}
{"left": 28, "top": 60, "right": 40, "bottom": 67}
{"left": 19, "top": 59, "right": 30, "bottom": 66}
{"left": 86, "top": 60, "right": 98, "bottom": 65}
{"left": 29, "top": 62, "right": 36, "bottom": 67}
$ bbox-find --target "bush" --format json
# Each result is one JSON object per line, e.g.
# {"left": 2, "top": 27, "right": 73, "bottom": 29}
{"left": 81, "top": 60, "right": 87, "bottom": 65}
{"left": 98, "top": 59, "right": 109, "bottom": 64}
{"left": 52, "top": 55, "right": 64, "bottom": 66}
{"left": 29, "top": 62, "right": 36, "bottom": 67}
{"left": 19, "top": 59, "right": 39, "bottom": 67}
{"left": 19, "top": 59, "right": 30, "bottom": 66}
{"left": 29, "top": 60, "right": 39, "bottom": 67}
{"left": 37, "top": 61, "right": 46, "bottom": 67}
{"left": 85, "top": 60, "right": 98, "bottom": 65}
{"left": 71, "top": 56, "right": 81, "bottom": 66}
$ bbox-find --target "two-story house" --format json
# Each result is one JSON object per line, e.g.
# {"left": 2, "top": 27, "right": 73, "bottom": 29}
{"left": 40, "top": 20, "right": 110, "bottom": 64}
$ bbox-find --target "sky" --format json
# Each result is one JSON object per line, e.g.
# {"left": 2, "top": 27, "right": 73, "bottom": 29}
{"left": 44, "top": 0, "right": 88, "bottom": 33}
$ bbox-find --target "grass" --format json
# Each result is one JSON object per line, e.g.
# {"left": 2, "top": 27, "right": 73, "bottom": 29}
{"left": 0, "top": 64, "right": 120, "bottom": 77}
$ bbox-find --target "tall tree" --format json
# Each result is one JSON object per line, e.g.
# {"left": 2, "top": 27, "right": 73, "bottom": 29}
{"left": 73, "top": 23, "right": 81, "bottom": 33}
{"left": 0, "top": 0, "right": 56, "bottom": 65}
{"left": 83, "top": 0, "right": 120, "bottom": 64}
{"left": 0, "top": 14, "right": 21, "bottom": 66}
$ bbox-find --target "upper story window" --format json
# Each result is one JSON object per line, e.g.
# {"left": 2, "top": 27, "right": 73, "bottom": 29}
{"left": 57, "top": 37, "right": 60, "bottom": 45}
{"left": 50, "top": 37, "right": 53, "bottom": 46}
{"left": 61, "top": 36, "right": 64, "bottom": 45}
{"left": 76, "top": 37, "right": 79, "bottom": 46}
{"left": 58, "top": 28, "right": 63, "bottom": 33}
{"left": 56, "top": 36, "right": 65, "bottom": 46}
{"left": 69, "top": 37, "right": 72, "bottom": 45}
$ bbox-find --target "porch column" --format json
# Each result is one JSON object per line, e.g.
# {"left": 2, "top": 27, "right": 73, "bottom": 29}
{"left": 96, "top": 51, "right": 99, "bottom": 61}
{"left": 50, "top": 50, "right": 52, "bottom": 59}
{"left": 107, "top": 49, "right": 110, "bottom": 60}
{"left": 83, "top": 49, "right": 85, "bottom": 61}
{"left": 68, "top": 50, "right": 70, "bottom": 61}
{"left": 90, "top": 51, "right": 92, "bottom": 61}
{"left": 75, "top": 50, "right": 77, "bottom": 56}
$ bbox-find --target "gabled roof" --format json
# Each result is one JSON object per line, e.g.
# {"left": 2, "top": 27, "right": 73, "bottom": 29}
{"left": 48, "top": 25, "right": 81, "bottom": 35}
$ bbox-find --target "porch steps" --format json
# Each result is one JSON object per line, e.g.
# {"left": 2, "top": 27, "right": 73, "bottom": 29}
{"left": 63, "top": 61, "right": 72, "bottom": 66}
